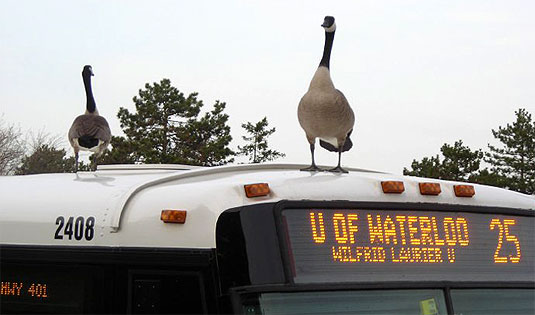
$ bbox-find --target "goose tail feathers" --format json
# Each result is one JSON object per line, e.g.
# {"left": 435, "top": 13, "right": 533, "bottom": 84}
{"left": 319, "top": 140, "right": 337, "bottom": 152}
{"left": 319, "top": 132, "right": 353, "bottom": 153}
{"left": 78, "top": 135, "right": 100, "bottom": 149}
{"left": 342, "top": 135, "right": 353, "bottom": 152}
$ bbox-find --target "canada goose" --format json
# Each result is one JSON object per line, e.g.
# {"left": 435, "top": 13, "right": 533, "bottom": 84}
{"left": 68, "top": 65, "right": 111, "bottom": 171}
{"left": 298, "top": 16, "right": 355, "bottom": 173}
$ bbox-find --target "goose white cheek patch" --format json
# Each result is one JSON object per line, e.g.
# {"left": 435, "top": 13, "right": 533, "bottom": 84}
{"left": 324, "top": 22, "right": 336, "bottom": 33}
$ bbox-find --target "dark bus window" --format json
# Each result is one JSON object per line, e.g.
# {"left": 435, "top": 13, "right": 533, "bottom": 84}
{"left": 451, "top": 289, "right": 535, "bottom": 315}
{"left": 129, "top": 271, "right": 206, "bottom": 314}
{"left": 242, "top": 289, "right": 447, "bottom": 315}
{"left": 1, "top": 266, "right": 209, "bottom": 314}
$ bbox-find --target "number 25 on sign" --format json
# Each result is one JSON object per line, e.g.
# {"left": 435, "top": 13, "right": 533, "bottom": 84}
{"left": 490, "top": 218, "right": 521, "bottom": 263}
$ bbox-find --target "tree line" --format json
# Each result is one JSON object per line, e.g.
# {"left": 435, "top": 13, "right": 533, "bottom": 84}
{"left": 0, "top": 79, "right": 284, "bottom": 175}
{"left": 403, "top": 108, "right": 534, "bottom": 195}
{"left": 1, "top": 79, "right": 533, "bottom": 195}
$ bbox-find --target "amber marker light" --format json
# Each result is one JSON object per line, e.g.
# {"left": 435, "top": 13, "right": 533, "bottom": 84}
{"left": 454, "top": 185, "right": 475, "bottom": 197}
{"left": 419, "top": 182, "right": 441, "bottom": 195}
{"left": 244, "top": 183, "right": 270, "bottom": 198}
{"left": 161, "top": 210, "right": 187, "bottom": 224}
{"left": 381, "top": 181, "right": 405, "bottom": 194}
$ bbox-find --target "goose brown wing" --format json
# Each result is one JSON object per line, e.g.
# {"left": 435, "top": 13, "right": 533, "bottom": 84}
{"left": 69, "top": 115, "right": 111, "bottom": 141}
{"left": 92, "top": 116, "right": 111, "bottom": 142}
{"left": 335, "top": 89, "right": 355, "bottom": 126}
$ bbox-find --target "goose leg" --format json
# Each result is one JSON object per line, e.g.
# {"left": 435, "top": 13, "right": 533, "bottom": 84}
{"left": 92, "top": 154, "right": 99, "bottom": 171}
{"left": 327, "top": 146, "right": 349, "bottom": 173}
{"left": 74, "top": 151, "right": 79, "bottom": 173}
{"left": 301, "top": 143, "right": 323, "bottom": 172}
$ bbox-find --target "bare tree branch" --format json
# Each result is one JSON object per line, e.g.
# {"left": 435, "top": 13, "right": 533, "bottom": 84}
{"left": 0, "top": 117, "right": 26, "bottom": 175}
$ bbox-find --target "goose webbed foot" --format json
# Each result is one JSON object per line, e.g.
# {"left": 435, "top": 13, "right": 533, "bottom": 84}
{"left": 326, "top": 165, "right": 349, "bottom": 173}
{"left": 300, "top": 164, "right": 324, "bottom": 172}
{"left": 327, "top": 150, "right": 348, "bottom": 173}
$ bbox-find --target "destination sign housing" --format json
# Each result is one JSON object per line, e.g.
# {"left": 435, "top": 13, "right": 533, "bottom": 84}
{"left": 282, "top": 209, "right": 534, "bottom": 284}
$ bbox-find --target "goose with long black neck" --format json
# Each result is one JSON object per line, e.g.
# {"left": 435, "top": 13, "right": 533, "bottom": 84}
{"left": 298, "top": 16, "right": 355, "bottom": 173}
{"left": 68, "top": 65, "right": 111, "bottom": 171}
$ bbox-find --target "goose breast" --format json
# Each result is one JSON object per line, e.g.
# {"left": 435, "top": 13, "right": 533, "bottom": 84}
{"left": 298, "top": 89, "right": 354, "bottom": 139}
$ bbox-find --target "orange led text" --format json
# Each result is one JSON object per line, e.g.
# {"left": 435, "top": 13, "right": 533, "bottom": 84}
{"left": 490, "top": 218, "right": 521, "bottom": 263}
{"left": 0, "top": 282, "right": 48, "bottom": 299}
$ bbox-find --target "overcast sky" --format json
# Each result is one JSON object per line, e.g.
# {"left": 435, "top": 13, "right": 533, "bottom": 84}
{"left": 1, "top": 0, "right": 533, "bottom": 174}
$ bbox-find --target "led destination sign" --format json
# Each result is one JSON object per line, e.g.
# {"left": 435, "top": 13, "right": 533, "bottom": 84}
{"left": 0, "top": 264, "right": 88, "bottom": 313}
{"left": 282, "top": 209, "right": 534, "bottom": 284}
{"left": 1, "top": 282, "right": 48, "bottom": 299}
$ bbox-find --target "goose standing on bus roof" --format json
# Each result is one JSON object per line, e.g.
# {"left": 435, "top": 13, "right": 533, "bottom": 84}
{"left": 298, "top": 16, "right": 355, "bottom": 173}
{"left": 68, "top": 65, "right": 111, "bottom": 172}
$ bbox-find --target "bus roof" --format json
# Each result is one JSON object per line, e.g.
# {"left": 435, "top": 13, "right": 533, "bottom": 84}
{"left": 1, "top": 163, "right": 533, "bottom": 248}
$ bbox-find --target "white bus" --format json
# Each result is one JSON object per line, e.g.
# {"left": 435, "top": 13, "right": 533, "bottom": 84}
{"left": 0, "top": 164, "right": 533, "bottom": 314}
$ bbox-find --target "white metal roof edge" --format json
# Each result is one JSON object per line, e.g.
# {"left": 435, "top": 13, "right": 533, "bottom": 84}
{"left": 97, "top": 164, "right": 205, "bottom": 171}
{"left": 109, "top": 163, "right": 386, "bottom": 231}
{"left": 106, "top": 163, "right": 534, "bottom": 232}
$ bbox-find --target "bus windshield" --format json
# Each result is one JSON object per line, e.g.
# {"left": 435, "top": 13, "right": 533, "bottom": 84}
{"left": 218, "top": 201, "right": 534, "bottom": 314}
{"left": 242, "top": 289, "right": 534, "bottom": 315}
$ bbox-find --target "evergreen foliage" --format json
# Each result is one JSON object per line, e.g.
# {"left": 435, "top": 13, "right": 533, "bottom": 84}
{"left": 404, "top": 108, "right": 534, "bottom": 194}
{"left": 238, "top": 117, "right": 285, "bottom": 163}
{"left": 99, "top": 79, "right": 234, "bottom": 166}
{"left": 403, "top": 140, "right": 483, "bottom": 182}
{"left": 94, "top": 136, "right": 136, "bottom": 166}
{"left": 16, "top": 144, "right": 90, "bottom": 174}
{"left": 485, "top": 108, "right": 535, "bottom": 194}
{"left": 16, "top": 145, "right": 72, "bottom": 174}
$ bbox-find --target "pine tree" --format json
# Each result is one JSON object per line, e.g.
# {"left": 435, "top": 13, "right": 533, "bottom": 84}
{"left": 403, "top": 140, "right": 483, "bottom": 182}
{"left": 178, "top": 101, "right": 234, "bottom": 166}
{"left": 16, "top": 144, "right": 90, "bottom": 174}
{"left": 99, "top": 79, "right": 234, "bottom": 166}
{"left": 440, "top": 141, "right": 483, "bottom": 181}
{"left": 238, "top": 117, "right": 285, "bottom": 163}
{"left": 93, "top": 136, "right": 136, "bottom": 166}
{"left": 403, "top": 155, "right": 442, "bottom": 179}
{"left": 485, "top": 108, "right": 535, "bottom": 194}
